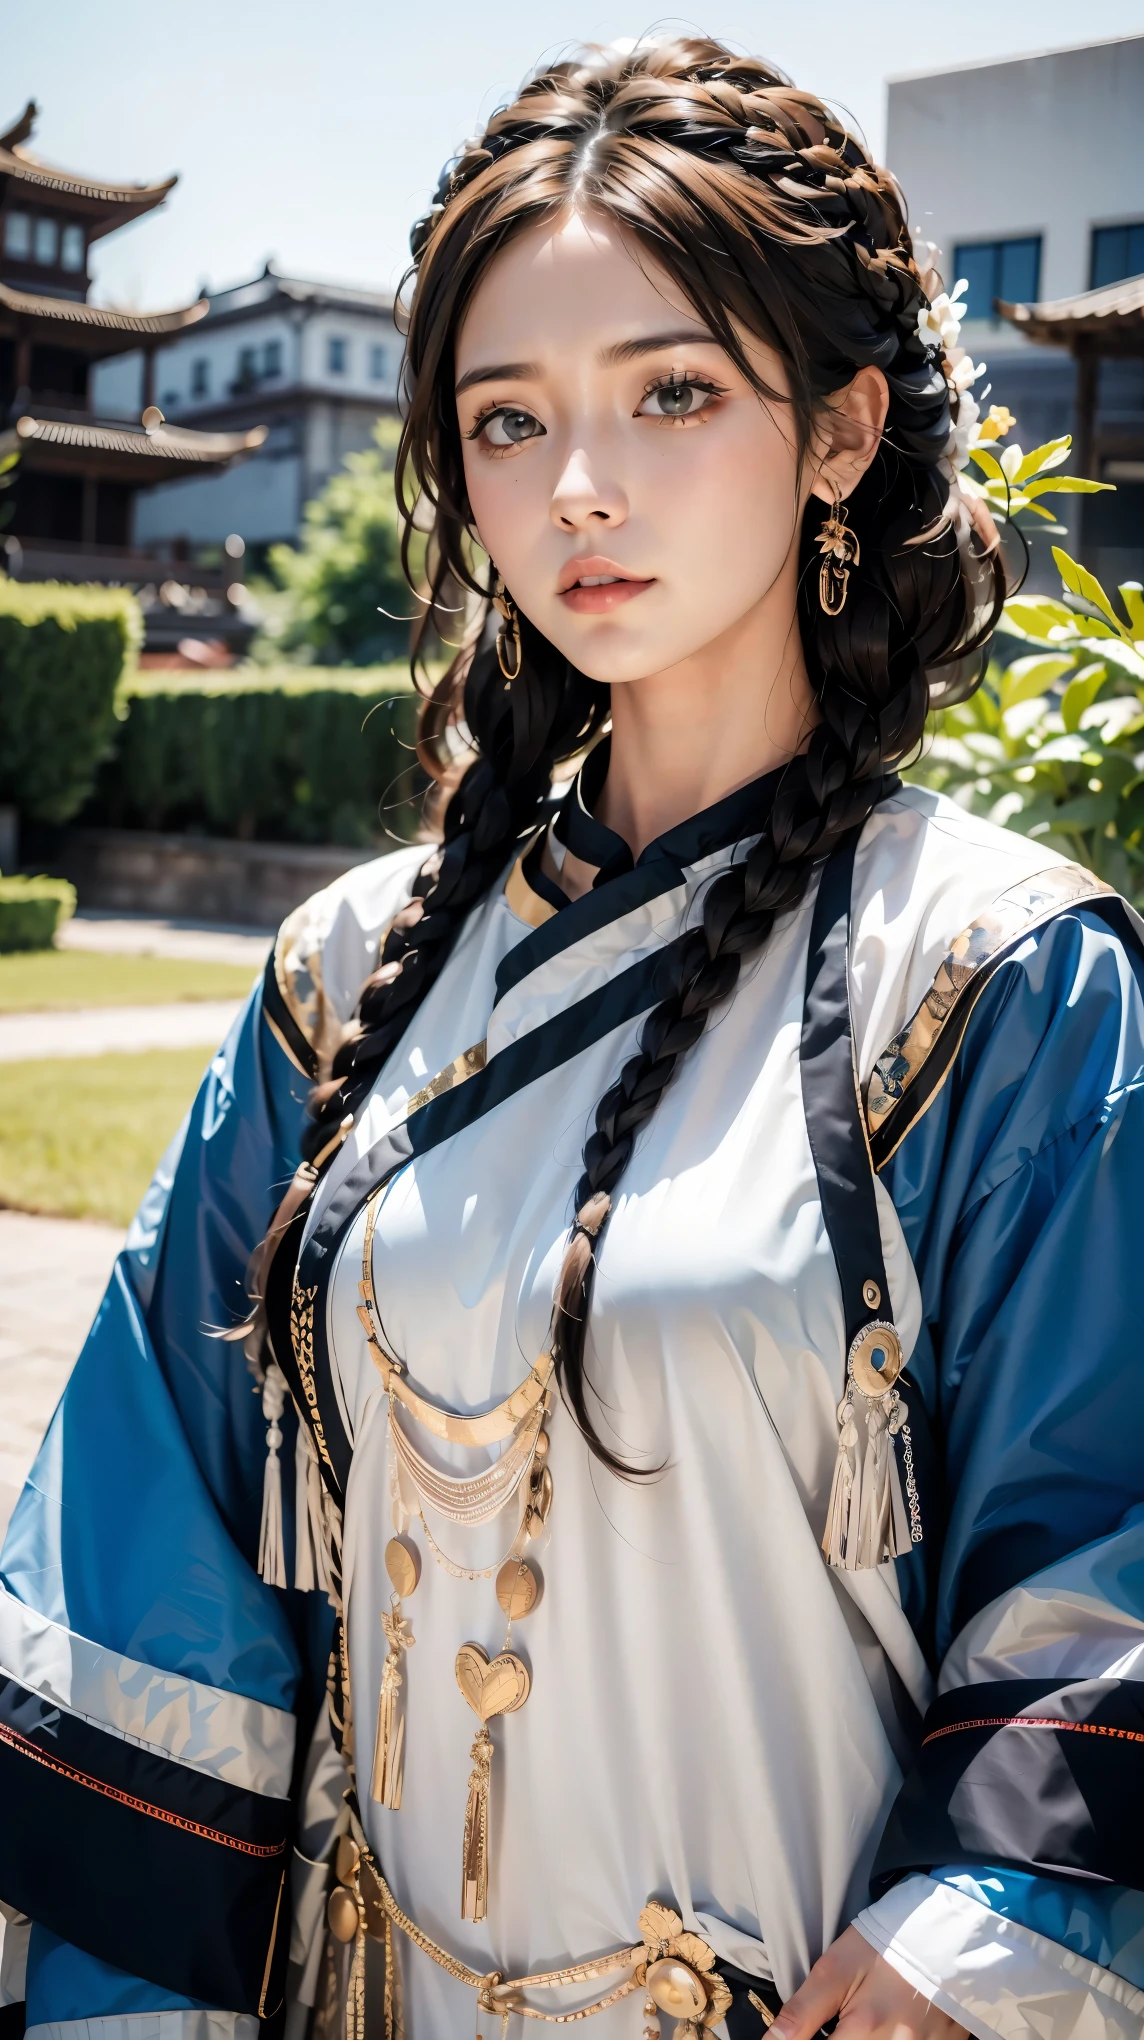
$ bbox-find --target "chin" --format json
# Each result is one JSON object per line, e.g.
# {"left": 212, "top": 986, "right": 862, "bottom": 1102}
{"left": 543, "top": 621, "right": 673, "bottom": 687}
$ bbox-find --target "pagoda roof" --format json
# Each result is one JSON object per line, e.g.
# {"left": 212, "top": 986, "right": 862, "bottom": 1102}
{"left": 0, "top": 411, "right": 268, "bottom": 486}
{"left": 999, "top": 273, "right": 1144, "bottom": 354}
{"left": 0, "top": 102, "right": 177, "bottom": 238}
{"left": 0, "top": 279, "right": 208, "bottom": 356}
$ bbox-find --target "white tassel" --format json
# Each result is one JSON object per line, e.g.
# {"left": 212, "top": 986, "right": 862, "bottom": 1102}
{"left": 295, "top": 1420, "right": 332, "bottom": 1596}
{"left": 258, "top": 1363, "right": 288, "bottom": 1588}
{"left": 823, "top": 1388, "right": 914, "bottom": 1571}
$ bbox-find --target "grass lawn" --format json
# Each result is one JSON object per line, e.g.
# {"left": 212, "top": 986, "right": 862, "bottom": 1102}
{"left": 0, "top": 948, "right": 260, "bottom": 1012}
{"left": 0, "top": 1048, "right": 211, "bottom": 1226}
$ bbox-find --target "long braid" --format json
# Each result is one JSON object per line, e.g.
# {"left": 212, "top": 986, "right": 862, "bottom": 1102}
{"left": 305, "top": 37, "right": 1003, "bottom": 1467}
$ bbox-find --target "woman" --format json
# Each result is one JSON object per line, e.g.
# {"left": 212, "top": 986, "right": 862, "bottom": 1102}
{"left": 3, "top": 38, "right": 1144, "bottom": 2040}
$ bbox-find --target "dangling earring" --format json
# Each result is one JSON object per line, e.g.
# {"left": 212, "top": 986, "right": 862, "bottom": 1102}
{"left": 816, "top": 481, "right": 860, "bottom": 615}
{"left": 492, "top": 575, "right": 523, "bottom": 681}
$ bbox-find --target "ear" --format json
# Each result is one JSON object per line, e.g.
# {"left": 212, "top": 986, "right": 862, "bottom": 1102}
{"left": 807, "top": 366, "right": 890, "bottom": 507}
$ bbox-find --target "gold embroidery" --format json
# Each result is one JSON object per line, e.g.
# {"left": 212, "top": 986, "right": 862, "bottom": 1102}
{"left": 290, "top": 1273, "right": 337, "bottom": 1478}
{"left": 865, "top": 862, "right": 1114, "bottom": 1145}
{"left": 405, "top": 1040, "right": 487, "bottom": 1117}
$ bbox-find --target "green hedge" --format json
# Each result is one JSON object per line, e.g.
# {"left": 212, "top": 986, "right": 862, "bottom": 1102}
{"left": 90, "top": 666, "right": 423, "bottom": 846}
{"left": 0, "top": 874, "right": 77, "bottom": 952}
{"left": 0, "top": 583, "right": 140, "bottom": 823}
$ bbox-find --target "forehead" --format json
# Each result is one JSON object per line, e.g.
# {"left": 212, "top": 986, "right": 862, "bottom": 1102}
{"left": 454, "top": 208, "right": 699, "bottom": 372}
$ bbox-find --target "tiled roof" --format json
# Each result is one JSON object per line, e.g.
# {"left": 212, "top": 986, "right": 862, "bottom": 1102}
{"left": 4, "top": 414, "right": 269, "bottom": 464}
{"left": 0, "top": 102, "right": 175, "bottom": 215}
{"left": 0, "top": 280, "right": 208, "bottom": 337}
{"left": 999, "top": 274, "right": 1144, "bottom": 346}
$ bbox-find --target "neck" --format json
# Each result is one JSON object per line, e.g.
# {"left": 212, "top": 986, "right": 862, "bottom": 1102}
{"left": 596, "top": 559, "right": 815, "bottom": 861}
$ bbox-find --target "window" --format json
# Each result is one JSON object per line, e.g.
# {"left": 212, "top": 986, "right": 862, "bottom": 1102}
{"left": 60, "top": 223, "right": 85, "bottom": 272}
{"left": 327, "top": 335, "right": 347, "bottom": 374}
{"left": 953, "top": 236, "right": 1042, "bottom": 321}
{"left": 263, "top": 338, "right": 283, "bottom": 377}
{"left": 370, "top": 344, "right": 388, "bottom": 382}
{"left": 1091, "top": 222, "right": 1144, "bottom": 290}
{"left": 4, "top": 211, "right": 30, "bottom": 258}
{"left": 237, "top": 345, "right": 258, "bottom": 384}
{"left": 190, "top": 357, "right": 210, "bottom": 399}
{"left": 33, "top": 216, "right": 59, "bottom": 265}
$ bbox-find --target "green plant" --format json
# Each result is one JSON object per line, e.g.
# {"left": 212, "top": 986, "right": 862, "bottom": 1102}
{"left": 912, "top": 548, "right": 1144, "bottom": 899}
{"left": 0, "top": 582, "right": 140, "bottom": 823}
{"left": 0, "top": 874, "right": 77, "bottom": 952}
{"left": 89, "top": 665, "right": 422, "bottom": 846}
{"left": 264, "top": 420, "right": 425, "bottom": 665}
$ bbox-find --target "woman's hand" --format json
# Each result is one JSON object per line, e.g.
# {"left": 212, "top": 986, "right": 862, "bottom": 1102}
{"left": 770, "top": 1926, "right": 968, "bottom": 2040}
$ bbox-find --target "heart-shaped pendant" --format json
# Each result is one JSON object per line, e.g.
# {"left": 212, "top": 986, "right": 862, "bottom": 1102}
{"left": 455, "top": 1642, "right": 531, "bottom": 1722}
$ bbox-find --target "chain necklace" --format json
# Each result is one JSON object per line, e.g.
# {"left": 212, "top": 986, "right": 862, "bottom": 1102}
{"left": 358, "top": 1182, "right": 554, "bottom": 1923}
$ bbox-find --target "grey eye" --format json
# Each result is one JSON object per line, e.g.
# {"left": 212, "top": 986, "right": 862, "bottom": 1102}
{"left": 638, "top": 380, "right": 716, "bottom": 420}
{"left": 483, "top": 408, "right": 544, "bottom": 446}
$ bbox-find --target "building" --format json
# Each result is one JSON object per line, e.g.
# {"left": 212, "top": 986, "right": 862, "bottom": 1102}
{"left": 92, "top": 264, "right": 403, "bottom": 563}
{"left": 886, "top": 35, "right": 1144, "bottom": 588}
{"left": 0, "top": 99, "right": 265, "bottom": 631}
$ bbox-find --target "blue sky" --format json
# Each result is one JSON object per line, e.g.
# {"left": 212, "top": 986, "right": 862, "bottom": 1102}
{"left": 5, "top": 0, "right": 1144, "bottom": 310}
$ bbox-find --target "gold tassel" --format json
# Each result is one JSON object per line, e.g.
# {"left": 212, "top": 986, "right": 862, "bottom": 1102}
{"left": 258, "top": 1364, "right": 288, "bottom": 1588}
{"left": 371, "top": 1604, "right": 414, "bottom": 1808}
{"left": 461, "top": 1725, "right": 493, "bottom": 1923}
{"left": 295, "top": 1421, "right": 332, "bottom": 1596}
{"left": 824, "top": 1388, "right": 916, "bottom": 1570}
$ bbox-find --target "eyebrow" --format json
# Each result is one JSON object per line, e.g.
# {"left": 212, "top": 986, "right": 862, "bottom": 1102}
{"left": 454, "top": 328, "right": 720, "bottom": 398}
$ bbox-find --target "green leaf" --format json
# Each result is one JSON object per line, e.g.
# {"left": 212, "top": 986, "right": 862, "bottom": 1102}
{"left": 1060, "top": 663, "right": 1108, "bottom": 733}
{"left": 970, "top": 445, "right": 1007, "bottom": 483}
{"left": 1043, "top": 789, "right": 1119, "bottom": 830}
{"left": 1003, "top": 596, "right": 1079, "bottom": 639}
{"left": 1014, "top": 437, "right": 1072, "bottom": 483}
{"left": 1119, "top": 583, "right": 1144, "bottom": 639}
{"left": 0, "top": 452, "right": 18, "bottom": 477}
{"left": 1052, "top": 547, "right": 1130, "bottom": 636}
{"left": 1022, "top": 476, "right": 1116, "bottom": 499}
{"left": 1000, "top": 654, "right": 1075, "bottom": 711}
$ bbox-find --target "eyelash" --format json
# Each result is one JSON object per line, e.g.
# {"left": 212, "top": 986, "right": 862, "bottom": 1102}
{"left": 638, "top": 369, "right": 728, "bottom": 422}
{"left": 465, "top": 368, "right": 730, "bottom": 451}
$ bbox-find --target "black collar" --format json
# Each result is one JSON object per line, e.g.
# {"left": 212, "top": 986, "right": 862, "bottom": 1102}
{"left": 551, "top": 735, "right": 786, "bottom": 894}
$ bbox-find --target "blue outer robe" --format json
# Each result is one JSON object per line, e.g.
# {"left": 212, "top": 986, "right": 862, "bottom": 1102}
{"left": 2, "top": 791, "right": 1144, "bottom": 2040}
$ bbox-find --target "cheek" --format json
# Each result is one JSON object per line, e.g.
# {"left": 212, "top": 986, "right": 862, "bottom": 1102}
{"left": 651, "top": 412, "right": 799, "bottom": 573}
{"left": 460, "top": 443, "right": 545, "bottom": 566}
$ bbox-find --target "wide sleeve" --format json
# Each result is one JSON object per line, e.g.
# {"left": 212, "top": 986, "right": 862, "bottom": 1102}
{"left": 852, "top": 905, "right": 1144, "bottom": 2040}
{"left": 0, "top": 971, "right": 334, "bottom": 2036}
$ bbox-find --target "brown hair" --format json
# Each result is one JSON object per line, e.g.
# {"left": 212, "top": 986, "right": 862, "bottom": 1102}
{"left": 304, "top": 37, "right": 1003, "bottom": 1471}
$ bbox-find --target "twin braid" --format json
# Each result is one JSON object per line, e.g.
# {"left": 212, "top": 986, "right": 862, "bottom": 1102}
{"left": 301, "top": 37, "right": 998, "bottom": 1471}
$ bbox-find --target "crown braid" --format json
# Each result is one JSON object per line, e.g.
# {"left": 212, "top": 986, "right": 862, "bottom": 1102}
{"left": 303, "top": 38, "right": 1002, "bottom": 1470}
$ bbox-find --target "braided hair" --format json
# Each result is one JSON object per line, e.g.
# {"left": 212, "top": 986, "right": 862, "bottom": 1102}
{"left": 305, "top": 37, "right": 1004, "bottom": 1472}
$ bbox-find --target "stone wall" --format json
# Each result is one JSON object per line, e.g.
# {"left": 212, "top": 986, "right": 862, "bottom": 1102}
{"left": 55, "top": 828, "right": 377, "bottom": 929}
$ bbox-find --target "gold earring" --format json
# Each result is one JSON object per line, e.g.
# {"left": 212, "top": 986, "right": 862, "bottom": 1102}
{"left": 816, "top": 483, "right": 860, "bottom": 615}
{"left": 492, "top": 576, "right": 523, "bottom": 680}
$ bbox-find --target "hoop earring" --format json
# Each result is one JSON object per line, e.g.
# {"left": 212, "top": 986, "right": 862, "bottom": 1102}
{"left": 816, "top": 483, "right": 860, "bottom": 615}
{"left": 492, "top": 576, "right": 523, "bottom": 681}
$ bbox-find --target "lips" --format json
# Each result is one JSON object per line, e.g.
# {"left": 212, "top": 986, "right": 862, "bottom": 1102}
{"left": 557, "top": 554, "right": 655, "bottom": 614}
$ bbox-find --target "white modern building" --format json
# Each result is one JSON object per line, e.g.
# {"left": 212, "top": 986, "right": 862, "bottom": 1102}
{"left": 91, "top": 263, "right": 402, "bottom": 561}
{"left": 886, "top": 34, "right": 1144, "bottom": 585}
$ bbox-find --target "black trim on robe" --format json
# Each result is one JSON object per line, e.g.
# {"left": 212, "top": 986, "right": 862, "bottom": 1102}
{"left": 800, "top": 832, "right": 894, "bottom": 1353}
{"left": 261, "top": 951, "right": 320, "bottom": 1081}
{"left": 872, "top": 1677, "right": 1144, "bottom": 1893}
{"left": 0, "top": 1674, "right": 290, "bottom": 2016}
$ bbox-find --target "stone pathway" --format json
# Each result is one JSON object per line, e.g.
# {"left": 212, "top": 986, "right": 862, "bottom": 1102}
{"left": 0, "top": 999, "right": 244, "bottom": 1062}
{"left": 0, "top": 1210, "right": 124, "bottom": 1544}
{"left": 59, "top": 908, "right": 272, "bottom": 967}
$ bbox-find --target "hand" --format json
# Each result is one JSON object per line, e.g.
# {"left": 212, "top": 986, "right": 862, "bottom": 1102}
{"left": 771, "top": 1926, "right": 968, "bottom": 2040}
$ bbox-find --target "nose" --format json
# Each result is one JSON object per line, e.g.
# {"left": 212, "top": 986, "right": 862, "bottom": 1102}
{"left": 549, "top": 447, "right": 628, "bottom": 533}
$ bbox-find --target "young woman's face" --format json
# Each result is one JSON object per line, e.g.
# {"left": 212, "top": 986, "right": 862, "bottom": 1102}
{"left": 455, "top": 209, "right": 814, "bottom": 686}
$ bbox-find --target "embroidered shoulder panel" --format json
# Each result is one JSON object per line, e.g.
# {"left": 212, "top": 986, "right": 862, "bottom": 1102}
{"left": 865, "top": 862, "right": 1115, "bottom": 1167}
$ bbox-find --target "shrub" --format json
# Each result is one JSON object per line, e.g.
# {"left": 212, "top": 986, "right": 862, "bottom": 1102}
{"left": 89, "top": 665, "right": 422, "bottom": 847}
{"left": 0, "top": 873, "right": 77, "bottom": 952}
{"left": 0, "top": 582, "right": 140, "bottom": 823}
{"left": 264, "top": 420, "right": 424, "bottom": 666}
{"left": 910, "top": 549, "right": 1144, "bottom": 901}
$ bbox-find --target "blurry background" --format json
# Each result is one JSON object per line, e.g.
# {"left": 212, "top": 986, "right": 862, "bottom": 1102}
{"left": 1, "top": 1, "right": 1144, "bottom": 1526}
